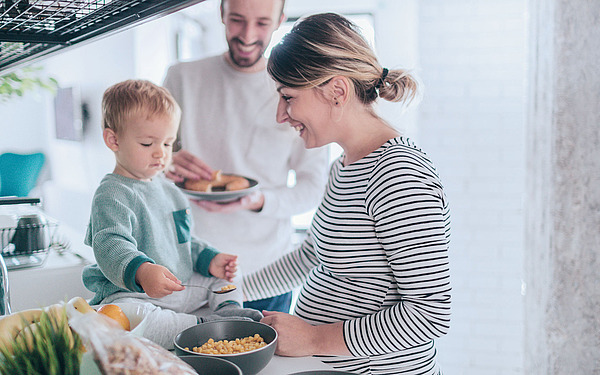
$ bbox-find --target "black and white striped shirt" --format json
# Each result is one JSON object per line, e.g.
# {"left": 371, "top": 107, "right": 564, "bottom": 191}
{"left": 244, "top": 137, "right": 451, "bottom": 374}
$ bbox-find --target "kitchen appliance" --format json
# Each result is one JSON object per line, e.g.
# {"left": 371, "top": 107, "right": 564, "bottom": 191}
{"left": 0, "top": 197, "right": 58, "bottom": 315}
{"left": 0, "top": 197, "right": 57, "bottom": 270}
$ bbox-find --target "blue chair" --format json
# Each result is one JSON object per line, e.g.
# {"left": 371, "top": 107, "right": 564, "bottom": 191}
{"left": 0, "top": 152, "right": 46, "bottom": 197}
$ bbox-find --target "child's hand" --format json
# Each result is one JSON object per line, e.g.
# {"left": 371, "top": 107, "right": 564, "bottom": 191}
{"left": 135, "top": 262, "right": 185, "bottom": 298}
{"left": 209, "top": 253, "right": 238, "bottom": 282}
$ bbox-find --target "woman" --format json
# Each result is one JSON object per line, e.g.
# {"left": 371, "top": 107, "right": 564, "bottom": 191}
{"left": 243, "top": 13, "right": 451, "bottom": 374}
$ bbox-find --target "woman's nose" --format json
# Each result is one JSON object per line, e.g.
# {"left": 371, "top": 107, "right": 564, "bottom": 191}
{"left": 276, "top": 98, "right": 289, "bottom": 124}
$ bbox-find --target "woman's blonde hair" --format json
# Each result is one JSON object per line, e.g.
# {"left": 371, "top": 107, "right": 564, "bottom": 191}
{"left": 267, "top": 12, "right": 419, "bottom": 106}
{"left": 102, "top": 79, "right": 181, "bottom": 133}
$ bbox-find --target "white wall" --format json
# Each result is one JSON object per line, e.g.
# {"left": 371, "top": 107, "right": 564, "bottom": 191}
{"left": 418, "top": 1, "right": 527, "bottom": 374}
{"left": 0, "top": 1, "right": 528, "bottom": 373}
{"left": 0, "top": 30, "right": 138, "bottom": 232}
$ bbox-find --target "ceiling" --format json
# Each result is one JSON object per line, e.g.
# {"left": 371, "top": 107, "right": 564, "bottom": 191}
{"left": 0, "top": 0, "right": 206, "bottom": 74}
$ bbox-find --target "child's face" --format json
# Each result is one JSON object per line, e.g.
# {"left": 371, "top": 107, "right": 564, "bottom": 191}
{"left": 106, "top": 113, "right": 178, "bottom": 181}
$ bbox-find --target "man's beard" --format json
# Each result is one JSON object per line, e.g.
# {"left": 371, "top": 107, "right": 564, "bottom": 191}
{"left": 227, "top": 38, "right": 265, "bottom": 68}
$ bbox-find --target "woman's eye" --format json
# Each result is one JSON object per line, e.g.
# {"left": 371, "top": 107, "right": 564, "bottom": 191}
{"left": 141, "top": 143, "right": 152, "bottom": 147}
{"left": 282, "top": 95, "right": 292, "bottom": 102}
{"left": 164, "top": 143, "right": 173, "bottom": 148}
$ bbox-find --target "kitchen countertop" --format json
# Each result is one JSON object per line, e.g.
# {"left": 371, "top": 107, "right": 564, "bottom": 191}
{"left": 259, "top": 355, "right": 334, "bottom": 374}
{"left": 81, "top": 352, "right": 335, "bottom": 374}
{"left": 8, "top": 224, "right": 337, "bottom": 374}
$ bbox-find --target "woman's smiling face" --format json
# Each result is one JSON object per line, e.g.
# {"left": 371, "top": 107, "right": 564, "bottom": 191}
{"left": 275, "top": 86, "right": 336, "bottom": 149}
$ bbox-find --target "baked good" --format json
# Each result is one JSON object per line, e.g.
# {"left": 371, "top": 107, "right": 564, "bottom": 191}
{"left": 183, "top": 179, "right": 213, "bottom": 192}
{"left": 183, "top": 170, "right": 249, "bottom": 192}
{"left": 220, "top": 174, "right": 250, "bottom": 191}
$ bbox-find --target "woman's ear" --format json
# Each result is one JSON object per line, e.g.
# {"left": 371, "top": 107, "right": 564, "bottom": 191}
{"left": 103, "top": 128, "right": 119, "bottom": 152}
{"left": 326, "top": 76, "right": 351, "bottom": 107}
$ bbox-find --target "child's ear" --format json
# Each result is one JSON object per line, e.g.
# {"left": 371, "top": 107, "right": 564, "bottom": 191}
{"left": 103, "top": 128, "right": 119, "bottom": 152}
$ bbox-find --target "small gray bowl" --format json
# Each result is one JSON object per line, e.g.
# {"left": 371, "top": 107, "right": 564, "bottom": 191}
{"left": 174, "top": 320, "right": 277, "bottom": 375}
{"left": 179, "top": 355, "right": 242, "bottom": 375}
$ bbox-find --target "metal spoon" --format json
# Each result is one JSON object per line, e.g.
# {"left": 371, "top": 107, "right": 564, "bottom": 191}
{"left": 181, "top": 284, "right": 237, "bottom": 294}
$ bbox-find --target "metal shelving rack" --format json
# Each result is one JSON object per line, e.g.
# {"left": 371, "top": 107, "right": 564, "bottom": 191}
{"left": 0, "top": 0, "right": 205, "bottom": 73}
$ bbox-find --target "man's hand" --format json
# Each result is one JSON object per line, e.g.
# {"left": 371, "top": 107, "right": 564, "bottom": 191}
{"left": 209, "top": 253, "right": 238, "bottom": 282}
{"left": 135, "top": 262, "right": 184, "bottom": 298}
{"left": 166, "top": 149, "right": 213, "bottom": 182}
{"left": 193, "top": 191, "right": 265, "bottom": 213}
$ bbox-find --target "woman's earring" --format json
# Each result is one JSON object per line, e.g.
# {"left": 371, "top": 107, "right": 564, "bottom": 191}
{"left": 334, "top": 97, "right": 339, "bottom": 106}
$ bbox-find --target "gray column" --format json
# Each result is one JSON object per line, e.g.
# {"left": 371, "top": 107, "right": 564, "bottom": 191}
{"left": 526, "top": 0, "right": 600, "bottom": 373}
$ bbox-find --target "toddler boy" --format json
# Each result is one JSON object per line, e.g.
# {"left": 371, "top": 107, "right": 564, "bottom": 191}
{"left": 82, "top": 79, "right": 261, "bottom": 349}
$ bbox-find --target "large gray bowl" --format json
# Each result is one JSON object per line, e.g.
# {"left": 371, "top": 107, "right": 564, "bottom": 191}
{"left": 174, "top": 320, "right": 277, "bottom": 375}
{"left": 178, "top": 355, "right": 242, "bottom": 375}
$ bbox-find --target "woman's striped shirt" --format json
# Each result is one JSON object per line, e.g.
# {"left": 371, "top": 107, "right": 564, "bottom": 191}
{"left": 244, "top": 137, "right": 451, "bottom": 374}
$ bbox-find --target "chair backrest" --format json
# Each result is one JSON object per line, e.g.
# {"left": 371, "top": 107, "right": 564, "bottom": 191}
{"left": 0, "top": 152, "right": 46, "bottom": 197}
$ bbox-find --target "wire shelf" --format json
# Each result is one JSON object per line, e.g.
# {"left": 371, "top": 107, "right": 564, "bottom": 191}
{"left": 0, "top": 0, "right": 205, "bottom": 73}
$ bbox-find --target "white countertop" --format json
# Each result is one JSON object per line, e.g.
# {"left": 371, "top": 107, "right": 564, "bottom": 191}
{"left": 259, "top": 355, "right": 334, "bottom": 374}
{"left": 6, "top": 223, "right": 336, "bottom": 374}
{"left": 81, "top": 352, "right": 334, "bottom": 375}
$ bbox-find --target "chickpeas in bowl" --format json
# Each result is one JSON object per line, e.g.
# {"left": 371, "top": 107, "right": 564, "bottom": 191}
{"left": 174, "top": 320, "right": 277, "bottom": 375}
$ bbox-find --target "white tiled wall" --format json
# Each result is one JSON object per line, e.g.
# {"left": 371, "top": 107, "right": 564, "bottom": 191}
{"left": 416, "top": 1, "right": 527, "bottom": 374}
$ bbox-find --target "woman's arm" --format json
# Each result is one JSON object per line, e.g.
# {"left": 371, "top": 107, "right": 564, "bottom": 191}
{"left": 261, "top": 312, "right": 350, "bottom": 356}
{"left": 342, "top": 146, "right": 451, "bottom": 357}
{"left": 243, "top": 233, "right": 320, "bottom": 301}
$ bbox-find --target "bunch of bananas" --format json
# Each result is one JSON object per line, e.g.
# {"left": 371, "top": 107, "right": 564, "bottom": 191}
{"left": 0, "top": 297, "right": 94, "bottom": 375}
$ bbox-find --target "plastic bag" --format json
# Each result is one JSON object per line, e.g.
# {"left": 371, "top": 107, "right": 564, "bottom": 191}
{"left": 69, "top": 312, "right": 196, "bottom": 375}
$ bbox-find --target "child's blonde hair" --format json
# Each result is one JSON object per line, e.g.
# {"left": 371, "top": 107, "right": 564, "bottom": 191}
{"left": 102, "top": 79, "right": 181, "bottom": 134}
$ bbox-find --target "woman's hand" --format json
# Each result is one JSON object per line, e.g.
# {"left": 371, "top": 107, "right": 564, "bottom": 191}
{"left": 135, "top": 262, "right": 185, "bottom": 298}
{"left": 166, "top": 149, "right": 213, "bottom": 182}
{"left": 209, "top": 253, "right": 238, "bottom": 282}
{"left": 260, "top": 311, "right": 350, "bottom": 357}
{"left": 193, "top": 191, "right": 265, "bottom": 213}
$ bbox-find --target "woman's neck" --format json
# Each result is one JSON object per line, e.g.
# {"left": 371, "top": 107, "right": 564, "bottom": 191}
{"left": 340, "top": 116, "right": 399, "bottom": 166}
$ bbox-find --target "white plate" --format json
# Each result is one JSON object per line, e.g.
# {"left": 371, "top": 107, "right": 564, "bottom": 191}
{"left": 179, "top": 176, "right": 259, "bottom": 202}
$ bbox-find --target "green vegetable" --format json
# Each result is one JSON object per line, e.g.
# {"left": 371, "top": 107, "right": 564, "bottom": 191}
{"left": 0, "top": 308, "right": 82, "bottom": 375}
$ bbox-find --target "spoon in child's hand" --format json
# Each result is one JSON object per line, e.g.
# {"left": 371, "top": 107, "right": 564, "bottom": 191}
{"left": 181, "top": 284, "right": 237, "bottom": 294}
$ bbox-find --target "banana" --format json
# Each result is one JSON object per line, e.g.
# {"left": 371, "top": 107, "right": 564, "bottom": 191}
{"left": 66, "top": 296, "right": 95, "bottom": 315}
{"left": 14, "top": 321, "right": 39, "bottom": 351}
{"left": 43, "top": 303, "right": 78, "bottom": 349}
{"left": 0, "top": 297, "right": 92, "bottom": 354}
{"left": 0, "top": 308, "right": 43, "bottom": 353}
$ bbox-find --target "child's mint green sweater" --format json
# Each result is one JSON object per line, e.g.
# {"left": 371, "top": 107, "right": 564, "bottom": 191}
{"left": 82, "top": 173, "right": 218, "bottom": 305}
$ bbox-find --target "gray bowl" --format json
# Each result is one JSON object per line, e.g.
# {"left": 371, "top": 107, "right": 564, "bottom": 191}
{"left": 178, "top": 355, "right": 242, "bottom": 375}
{"left": 174, "top": 320, "right": 277, "bottom": 375}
